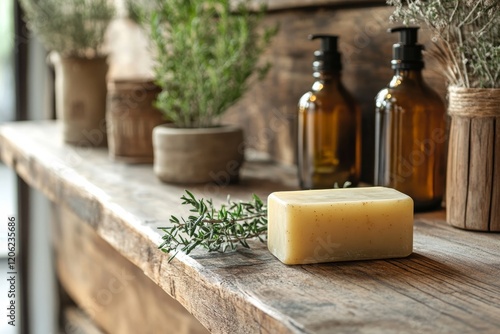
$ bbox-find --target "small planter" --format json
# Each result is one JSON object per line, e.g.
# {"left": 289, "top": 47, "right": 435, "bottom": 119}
{"left": 53, "top": 54, "right": 108, "bottom": 146}
{"left": 446, "top": 86, "right": 500, "bottom": 232}
{"left": 106, "top": 79, "right": 165, "bottom": 163}
{"left": 153, "top": 124, "right": 244, "bottom": 184}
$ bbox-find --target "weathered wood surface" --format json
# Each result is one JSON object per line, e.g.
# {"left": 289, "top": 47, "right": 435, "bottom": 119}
{"left": 492, "top": 118, "right": 500, "bottom": 231}
{"left": 2, "top": 121, "right": 500, "bottom": 334}
{"left": 106, "top": 80, "right": 165, "bottom": 163}
{"left": 63, "top": 307, "right": 105, "bottom": 334}
{"left": 446, "top": 117, "right": 470, "bottom": 230}
{"left": 466, "top": 118, "right": 494, "bottom": 231}
{"left": 446, "top": 116, "right": 500, "bottom": 232}
{"left": 52, "top": 204, "right": 209, "bottom": 334}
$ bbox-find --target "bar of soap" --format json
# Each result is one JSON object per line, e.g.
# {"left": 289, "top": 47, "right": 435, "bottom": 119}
{"left": 267, "top": 187, "right": 413, "bottom": 265}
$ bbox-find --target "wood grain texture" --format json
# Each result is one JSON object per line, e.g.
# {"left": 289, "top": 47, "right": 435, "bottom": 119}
{"left": 106, "top": 80, "right": 165, "bottom": 163}
{"left": 447, "top": 116, "right": 499, "bottom": 232}
{"left": 63, "top": 307, "right": 105, "bottom": 334}
{"left": 490, "top": 117, "right": 500, "bottom": 231}
{"left": 52, "top": 203, "right": 209, "bottom": 334}
{"left": 1, "top": 121, "right": 500, "bottom": 334}
{"left": 446, "top": 117, "right": 470, "bottom": 229}
{"left": 465, "top": 118, "right": 494, "bottom": 230}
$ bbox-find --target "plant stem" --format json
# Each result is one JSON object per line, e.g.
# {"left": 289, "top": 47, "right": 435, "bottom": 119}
{"left": 457, "top": 27, "right": 470, "bottom": 87}
{"left": 158, "top": 191, "right": 268, "bottom": 261}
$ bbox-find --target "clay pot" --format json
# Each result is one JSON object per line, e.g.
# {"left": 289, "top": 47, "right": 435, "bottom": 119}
{"left": 153, "top": 124, "right": 244, "bottom": 184}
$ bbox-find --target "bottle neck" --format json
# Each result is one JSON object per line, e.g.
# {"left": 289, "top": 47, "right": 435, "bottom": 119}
{"left": 390, "top": 69, "right": 424, "bottom": 87}
{"left": 313, "top": 71, "right": 341, "bottom": 81}
{"left": 394, "top": 69, "right": 424, "bottom": 80}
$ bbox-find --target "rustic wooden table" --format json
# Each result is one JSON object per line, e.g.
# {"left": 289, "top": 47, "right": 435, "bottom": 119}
{"left": 1, "top": 121, "right": 499, "bottom": 334}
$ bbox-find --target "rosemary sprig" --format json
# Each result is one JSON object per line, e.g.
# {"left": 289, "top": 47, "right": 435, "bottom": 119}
{"left": 158, "top": 190, "right": 267, "bottom": 262}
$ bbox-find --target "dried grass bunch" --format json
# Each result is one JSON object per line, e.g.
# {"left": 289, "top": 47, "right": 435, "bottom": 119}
{"left": 388, "top": 0, "right": 499, "bottom": 88}
{"left": 20, "top": 0, "right": 115, "bottom": 58}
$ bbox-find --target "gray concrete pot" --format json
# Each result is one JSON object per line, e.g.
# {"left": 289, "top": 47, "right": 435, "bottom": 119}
{"left": 153, "top": 124, "right": 244, "bottom": 184}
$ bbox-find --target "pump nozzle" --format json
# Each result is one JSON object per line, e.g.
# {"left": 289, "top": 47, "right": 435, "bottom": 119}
{"left": 388, "top": 26, "right": 424, "bottom": 70}
{"left": 309, "top": 34, "right": 338, "bottom": 53}
{"left": 389, "top": 27, "right": 419, "bottom": 45}
{"left": 308, "top": 34, "right": 342, "bottom": 72}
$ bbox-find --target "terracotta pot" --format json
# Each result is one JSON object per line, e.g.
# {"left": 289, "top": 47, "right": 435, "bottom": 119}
{"left": 153, "top": 124, "right": 244, "bottom": 184}
{"left": 106, "top": 79, "right": 166, "bottom": 163}
{"left": 53, "top": 54, "right": 108, "bottom": 146}
{"left": 446, "top": 86, "right": 500, "bottom": 232}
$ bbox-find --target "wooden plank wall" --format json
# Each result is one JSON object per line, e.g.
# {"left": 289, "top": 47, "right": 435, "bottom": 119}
{"left": 107, "top": 1, "right": 447, "bottom": 183}
{"left": 223, "top": 2, "right": 447, "bottom": 183}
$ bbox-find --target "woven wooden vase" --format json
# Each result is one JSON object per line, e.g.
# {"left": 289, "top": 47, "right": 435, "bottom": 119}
{"left": 446, "top": 86, "right": 500, "bottom": 232}
{"left": 106, "top": 79, "right": 166, "bottom": 163}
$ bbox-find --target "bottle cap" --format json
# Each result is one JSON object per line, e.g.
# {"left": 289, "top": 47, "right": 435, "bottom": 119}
{"left": 309, "top": 34, "right": 342, "bottom": 73}
{"left": 389, "top": 26, "right": 424, "bottom": 70}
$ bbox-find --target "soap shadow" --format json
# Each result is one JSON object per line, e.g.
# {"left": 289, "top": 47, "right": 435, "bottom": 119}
{"left": 295, "top": 252, "right": 463, "bottom": 282}
{"left": 190, "top": 242, "right": 273, "bottom": 271}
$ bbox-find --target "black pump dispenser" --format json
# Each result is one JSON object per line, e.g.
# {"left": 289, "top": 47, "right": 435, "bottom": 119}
{"left": 298, "top": 34, "right": 361, "bottom": 189}
{"left": 309, "top": 34, "right": 342, "bottom": 73}
{"left": 389, "top": 27, "right": 424, "bottom": 70}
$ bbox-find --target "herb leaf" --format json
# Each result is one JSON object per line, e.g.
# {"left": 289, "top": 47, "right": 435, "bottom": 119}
{"left": 158, "top": 191, "right": 267, "bottom": 262}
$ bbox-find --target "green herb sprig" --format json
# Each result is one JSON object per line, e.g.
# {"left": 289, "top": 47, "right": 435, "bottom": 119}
{"left": 158, "top": 191, "right": 267, "bottom": 262}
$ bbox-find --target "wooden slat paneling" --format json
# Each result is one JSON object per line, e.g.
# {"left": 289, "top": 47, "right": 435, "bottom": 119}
{"left": 222, "top": 6, "right": 447, "bottom": 182}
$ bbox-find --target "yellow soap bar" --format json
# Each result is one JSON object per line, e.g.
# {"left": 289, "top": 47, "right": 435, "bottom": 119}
{"left": 267, "top": 187, "right": 413, "bottom": 265}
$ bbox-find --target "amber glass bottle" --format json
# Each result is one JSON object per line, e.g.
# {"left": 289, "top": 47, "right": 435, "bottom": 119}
{"left": 374, "top": 27, "right": 446, "bottom": 211}
{"left": 298, "top": 35, "right": 361, "bottom": 189}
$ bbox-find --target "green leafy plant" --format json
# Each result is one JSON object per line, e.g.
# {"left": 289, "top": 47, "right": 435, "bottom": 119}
{"left": 159, "top": 190, "right": 267, "bottom": 262}
{"left": 387, "top": 0, "right": 499, "bottom": 88}
{"left": 148, "top": 0, "right": 277, "bottom": 128}
{"left": 125, "top": 0, "right": 148, "bottom": 23}
{"left": 19, "top": 0, "right": 115, "bottom": 58}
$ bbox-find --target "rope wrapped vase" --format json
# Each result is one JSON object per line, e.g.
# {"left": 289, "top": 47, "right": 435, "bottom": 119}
{"left": 446, "top": 86, "right": 500, "bottom": 232}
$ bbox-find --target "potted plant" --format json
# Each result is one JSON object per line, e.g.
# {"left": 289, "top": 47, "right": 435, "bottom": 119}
{"left": 387, "top": 0, "right": 499, "bottom": 231}
{"left": 20, "top": 0, "right": 115, "bottom": 146}
{"left": 147, "top": 0, "right": 276, "bottom": 184}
